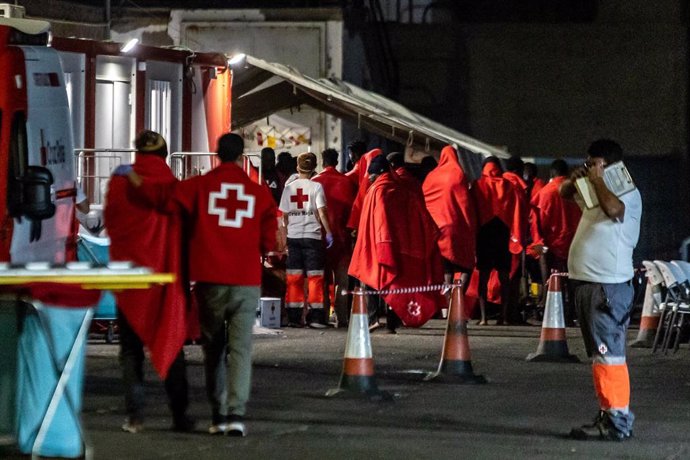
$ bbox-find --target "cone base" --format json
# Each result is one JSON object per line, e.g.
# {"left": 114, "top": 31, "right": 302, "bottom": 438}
{"left": 325, "top": 375, "right": 393, "bottom": 401}
{"left": 630, "top": 335, "right": 654, "bottom": 348}
{"left": 424, "top": 370, "right": 487, "bottom": 384}
{"left": 424, "top": 360, "right": 487, "bottom": 384}
{"left": 526, "top": 352, "right": 580, "bottom": 363}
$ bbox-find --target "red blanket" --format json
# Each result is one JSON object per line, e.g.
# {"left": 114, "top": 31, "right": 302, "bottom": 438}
{"left": 105, "top": 155, "right": 192, "bottom": 379}
{"left": 349, "top": 172, "right": 443, "bottom": 326}
{"left": 529, "top": 176, "right": 582, "bottom": 261}
{"left": 346, "top": 148, "right": 382, "bottom": 230}
{"left": 422, "top": 146, "right": 477, "bottom": 269}
{"left": 472, "top": 162, "right": 525, "bottom": 255}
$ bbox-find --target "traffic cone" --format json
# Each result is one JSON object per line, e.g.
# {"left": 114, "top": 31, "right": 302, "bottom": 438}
{"left": 425, "top": 281, "right": 487, "bottom": 383}
{"left": 630, "top": 277, "right": 661, "bottom": 348}
{"left": 326, "top": 288, "right": 391, "bottom": 399}
{"left": 526, "top": 273, "right": 579, "bottom": 362}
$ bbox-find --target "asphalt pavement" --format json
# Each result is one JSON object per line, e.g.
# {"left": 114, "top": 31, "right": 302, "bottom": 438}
{"left": 3, "top": 320, "right": 690, "bottom": 459}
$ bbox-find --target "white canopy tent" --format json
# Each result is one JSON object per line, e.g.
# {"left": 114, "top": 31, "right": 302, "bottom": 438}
{"left": 230, "top": 54, "right": 508, "bottom": 179}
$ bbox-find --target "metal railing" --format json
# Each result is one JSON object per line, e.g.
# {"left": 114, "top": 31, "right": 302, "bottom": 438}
{"left": 169, "top": 151, "right": 263, "bottom": 181}
{"left": 74, "top": 148, "right": 136, "bottom": 206}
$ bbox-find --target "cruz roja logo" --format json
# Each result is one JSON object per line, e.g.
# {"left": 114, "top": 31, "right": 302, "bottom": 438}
{"left": 39, "top": 129, "right": 66, "bottom": 166}
{"left": 208, "top": 183, "right": 255, "bottom": 228}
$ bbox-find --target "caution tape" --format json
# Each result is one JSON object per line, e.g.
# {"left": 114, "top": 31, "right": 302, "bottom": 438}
{"left": 341, "top": 283, "right": 457, "bottom": 296}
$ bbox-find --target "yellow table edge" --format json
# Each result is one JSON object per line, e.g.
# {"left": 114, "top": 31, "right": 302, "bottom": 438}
{"left": 0, "top": 273, "right": 175, "bottom": 289}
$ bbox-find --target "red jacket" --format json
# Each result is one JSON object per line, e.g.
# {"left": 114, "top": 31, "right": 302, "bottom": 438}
{"left": 105, "top": 154, "right": 190, "bottom": 378}
{"left": 529, "top": 176, "right": 582, "bottom": 261}
{"left": 313, "top": 166, "right": 356, "bottom": 244}
{"left": 422, "top": 145, "right": 477, "bottom": 270}
{"left": 141, "top": 161, "right": 277, "bottom": 286}
{"left": 349, "top": 172, "right": 443, "bottom": 327}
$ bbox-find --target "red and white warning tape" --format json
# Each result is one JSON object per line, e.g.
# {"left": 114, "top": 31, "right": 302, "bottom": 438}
{"left": 341, "top": 283, "right": 456, "bottom": 296}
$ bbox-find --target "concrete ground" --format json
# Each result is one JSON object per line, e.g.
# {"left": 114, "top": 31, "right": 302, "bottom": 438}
{"left": 3, "top": 321, "right": 690, "bottom": 459}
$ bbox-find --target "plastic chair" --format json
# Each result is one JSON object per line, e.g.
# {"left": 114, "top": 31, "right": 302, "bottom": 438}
{"left": 642, "top": 260, "right": 666, "bottom": 312}
{"left": 652, "top": 260, "right": 690, "bottom": 354}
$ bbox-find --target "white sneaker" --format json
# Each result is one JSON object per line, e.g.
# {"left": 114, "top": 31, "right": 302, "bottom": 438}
{"left": 226, "top": 420, "right": 246, "bottom": 437}
{"left": 121, "top": 419, "right": 143, "bottom": 434}
{"left": 208, "top": 422, "right": 229, "bottom": 435}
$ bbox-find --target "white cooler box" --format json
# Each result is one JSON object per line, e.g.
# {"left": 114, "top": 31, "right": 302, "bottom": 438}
{"left": 257, "top": 297, "right": 281, "bottom": 328}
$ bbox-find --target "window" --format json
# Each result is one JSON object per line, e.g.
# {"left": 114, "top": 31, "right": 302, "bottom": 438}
{"left": 147, "top": 79, "right": 171, "bottom": 143}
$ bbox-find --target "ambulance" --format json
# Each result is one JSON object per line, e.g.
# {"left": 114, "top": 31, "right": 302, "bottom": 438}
{"left": 0, "top": 15, "right": 77, "bottom": 264}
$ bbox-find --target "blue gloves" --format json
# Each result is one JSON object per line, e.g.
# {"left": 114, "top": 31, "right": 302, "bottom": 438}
{"left": 325, "top": 233, "right": 334, "bottom": 249}
{"left": 112, "top": 164, "right": 133, "bottom": 176}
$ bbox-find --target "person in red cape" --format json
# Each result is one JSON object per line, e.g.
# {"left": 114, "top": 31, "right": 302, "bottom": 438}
{"left": 471, "top": 156, "right": 524, "bottom": 325}
{"left": 117, "top": 132, "right": 277, "bottom": 437}
{"left": 528, "top": 159, "right": 582, "bottom": 322}
{"left": 524, "top": 161, "right": 546, "bottom": 199}
{"left": 387, "top": 151, "right": 424, "bottom": 197}
{"left": 313, "top": 148, "right": 356, "bottom": 327}
{"left": 349, "top": 154, "right": 444, "bottom": 329}
{"left": 502, "top": 156, "right": 531, "bottom": 322}
{"left": 346, "top": 147, "right": 383, "bottom": 231}
{"left": 422, "top": 145, "right": 477, "bottom": 289}
{"left": 104, "top": 130, "right": 194, "bottom": 433}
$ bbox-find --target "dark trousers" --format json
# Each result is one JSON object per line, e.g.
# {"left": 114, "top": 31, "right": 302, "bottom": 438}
{"left": 118, "top": 312, "right": 189, "bottom": 422}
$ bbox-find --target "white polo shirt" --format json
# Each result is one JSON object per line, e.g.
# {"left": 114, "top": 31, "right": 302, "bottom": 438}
{"left": 568, "top": 188, "right": 642, "bottom": 283}
{"left": 279, "top": 177, "right": 327, "bottom": 240}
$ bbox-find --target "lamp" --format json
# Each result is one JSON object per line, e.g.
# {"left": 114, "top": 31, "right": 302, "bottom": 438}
{"left": 228, "top": 53, "right": 246, "bottom": 67}
{"left": 121, "top": 38, "right": 139, "bottom": 53}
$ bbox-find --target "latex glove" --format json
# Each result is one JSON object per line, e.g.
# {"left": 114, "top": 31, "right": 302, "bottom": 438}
{"left": 325, "top": 232, "right": 334, "bottom": 249}
{"left": 112, "top": 164, "right": 133, "bottom": 176}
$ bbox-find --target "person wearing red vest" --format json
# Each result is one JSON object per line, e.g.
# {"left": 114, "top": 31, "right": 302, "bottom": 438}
{"left": 349, "top": 154, "right": 443, "bottom": 329}
{"left": 105, "top": 130, "right": 194, "bottom": 434}
{"left": 116, "top": 133, "right": 277, "bottom": 437}
{"left": 312, "top": 148, "right": 356, "bottom": 327}
{"left": 422, "top": 145, "right": 477, "bottom": 289}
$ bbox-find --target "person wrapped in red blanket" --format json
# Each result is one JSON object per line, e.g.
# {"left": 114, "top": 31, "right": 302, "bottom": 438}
{"left": 105, "top": 130, "right": 195, "bottom": 433}
{"left": 349, "top": 154, "right": 444, "bottom": 328}
{"left": 422, "top": 145, "right": 477, "bottom": 289}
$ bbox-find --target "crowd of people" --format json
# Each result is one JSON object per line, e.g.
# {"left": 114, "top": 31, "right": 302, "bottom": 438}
{"left": 104, "top": 131, "right": 640, "bottom": 442}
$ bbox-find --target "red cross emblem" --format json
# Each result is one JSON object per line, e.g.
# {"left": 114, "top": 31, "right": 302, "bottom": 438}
{"left": 290, "top": 188, "right": 309, "bottom": 209}
{"left": 208, "top": 183, "right": 255, "bottom": 228}
{"left": 407, "top": 300, "right": 422, "bottom": 317}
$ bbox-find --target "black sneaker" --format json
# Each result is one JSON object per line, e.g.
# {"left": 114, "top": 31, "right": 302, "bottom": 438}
{"left": 569, "top": 411, "right": 631, "bottom": 441}
{"left": 308, "top": 309, "right": 328, "bottom": 328}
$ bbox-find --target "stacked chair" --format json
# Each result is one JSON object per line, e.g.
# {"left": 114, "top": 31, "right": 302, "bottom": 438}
{"left": 651, "top": 260, "right": 690, "bottom": 354}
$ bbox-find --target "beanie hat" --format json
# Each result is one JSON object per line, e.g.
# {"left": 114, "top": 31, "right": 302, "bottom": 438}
{"left": 297, "top": 152, "right": 317, "bottom": 173}
{"left": 367, "top": 154, "right": 389, "bottom": 175}
{"left": 134, "top": 130, "right": 167, "bottom": 154}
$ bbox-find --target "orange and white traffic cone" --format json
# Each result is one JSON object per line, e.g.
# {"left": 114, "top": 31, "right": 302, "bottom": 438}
{"left": 630, "top": 276, "right": 661, "bottom": 348}
{"left": 425, "top": 281, "right": 487, "bottom": 383}
{"left": 526, "top": 273, "right": 579, "bottom": 362}
{"left": 326, "top": 287, "right": 391, "bottom": 399}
